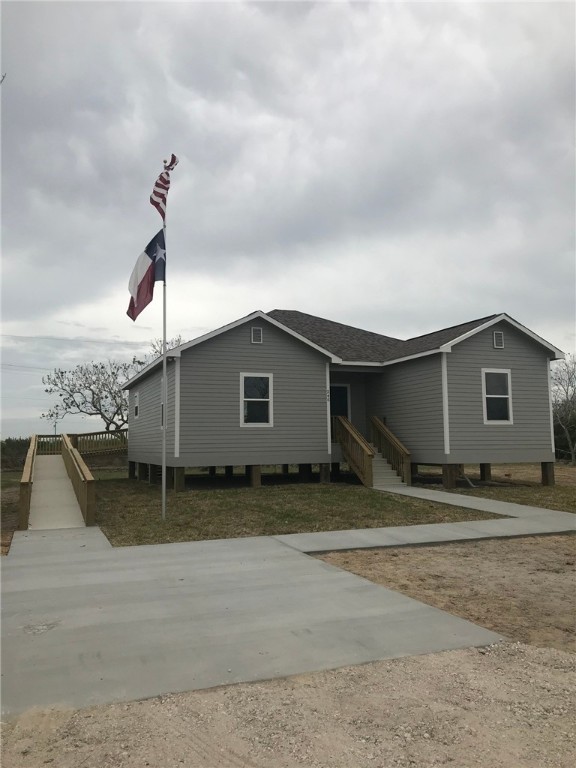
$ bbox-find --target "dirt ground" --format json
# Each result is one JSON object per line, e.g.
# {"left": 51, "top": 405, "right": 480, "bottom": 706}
{"left": 3, "top": 534, "right": 575, "bottom": 768}
{"left": 320, "top": 534, "right": 576, "bottom": 654}
{"left": 421, "top": 462, "right": 576, "bottom": 486}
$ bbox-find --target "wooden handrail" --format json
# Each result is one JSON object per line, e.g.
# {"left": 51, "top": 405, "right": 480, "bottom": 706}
{"left": 61, "top": 434, "right": 96, "bottom": 525}
{"left": 332, "top": 416, "right": 374, "bottom": 488}
{"left": 370, "top": 416, "right": 412, "bottom": 486}
{"left": 68, "top": 429, "right": 128, "bottom": 455}
{"left": 18, "top": 436, "right": 37, "bottom": 530}
{"left": 36, "top": 434, "right": 62, "bottom": 455}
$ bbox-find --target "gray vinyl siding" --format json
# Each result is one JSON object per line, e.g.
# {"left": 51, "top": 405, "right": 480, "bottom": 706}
{"left": 128, "top": 370, "right": 163, "bottom": 463}
{"left": 171, "top": 319, "right": 330, "bottom": 466}
{"left": 165, "top": 363, "right": 176, "bottom": 460}
{"left": 128, "top": 364, "right": 176, "bottom": 465}
{"left": 366, "top": 356, "right": 446, "bottom": 463}
{"left": 446, "top": 322, "right": 555, "bottom": 463}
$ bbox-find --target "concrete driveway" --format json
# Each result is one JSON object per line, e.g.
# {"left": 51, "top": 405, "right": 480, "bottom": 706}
{"left": 1, "top": 527, "right": 502, "bottom": 717}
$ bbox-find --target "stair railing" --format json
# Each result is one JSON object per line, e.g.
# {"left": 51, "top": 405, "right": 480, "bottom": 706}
{"left": 332, "top": 416, "right": 374, "bottom": 488}
{"left": 369, "top": 416, "right": 412, "bottom": 486}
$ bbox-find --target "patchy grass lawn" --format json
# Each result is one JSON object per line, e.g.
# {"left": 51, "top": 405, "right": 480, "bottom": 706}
{"left": 1, "top": 470, "right": 20, "bottom": 555}
{"left": 417, "top": 463, "right": 576, "bottom": 513}
{"left": 95, "top": 478, "right": 501, "bottom": 547}
{"left": 439, "top": 485, "right": 576, "bottom": 513}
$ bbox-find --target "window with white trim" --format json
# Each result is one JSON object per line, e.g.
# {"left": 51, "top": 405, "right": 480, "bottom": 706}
{"left": 134, "top": 392, "right": 139, "bottom": 419}
{"left": 241, "top": 373, "right": 273, "bottom": 426}
{"left": 482, "top": 369, "right": 513, "bottom": 423}
{"left": 251, "top": 326, "right": 263, "bottom": 344}
{"left": 493, "top": 331, "right": 504, "bottom": 349}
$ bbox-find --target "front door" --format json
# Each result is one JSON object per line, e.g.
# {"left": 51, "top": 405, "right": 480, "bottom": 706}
{"left": 330, "top": 385, "right": 350, "bottom": 419}
{"left": 330, "top": 384, "right": 350, "bottom": 444}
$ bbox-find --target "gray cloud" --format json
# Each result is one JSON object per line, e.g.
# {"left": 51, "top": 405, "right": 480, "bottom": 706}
{"left": 1, "top": 0, "right": 574, "bottom": 437}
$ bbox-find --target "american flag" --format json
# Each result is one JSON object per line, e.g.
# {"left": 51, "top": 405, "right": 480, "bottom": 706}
{"left": 150, "top": 154, "right": 179, "bottom": 221}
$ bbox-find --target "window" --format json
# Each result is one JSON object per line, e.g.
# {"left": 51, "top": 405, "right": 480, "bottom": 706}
{"left": 493, "top": 331, "right": 504, "bottom": 349}
{"left": 251, "top": 327, "right": 263, "bottom": 344}
{"left": 241, "top": 373, "right": 273, "bottom": 426}
{"left": 482, "top": 369, "right": 513, "bottom": 423}
{"left": 134, "top": 392, "right": 139, "bottom": 419}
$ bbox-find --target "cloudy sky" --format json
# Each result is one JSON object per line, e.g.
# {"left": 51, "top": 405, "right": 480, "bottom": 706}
{"left": 1, "top": 0, "right": 575, "bottom": 438}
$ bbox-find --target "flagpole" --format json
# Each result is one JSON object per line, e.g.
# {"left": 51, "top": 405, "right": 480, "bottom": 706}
{"left": 137, "top": 152, "right": 177, "bottom": 521}
{"left": 162, "top": 222, "right": 167, "bottom": 521}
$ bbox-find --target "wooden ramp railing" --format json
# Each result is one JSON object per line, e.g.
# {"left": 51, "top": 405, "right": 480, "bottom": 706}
{"left": 69, "top": 429, "right": 128, "bottom": 455}
{"left": 36, "top": 434, "right": 63, "bottom": 455}
{"left": 370, "top": 416, "right": 412, "bottom": 486}
{"left": 332, "top": 416, "right": 375, "bottom": 488}
{"left": 19, "top": 436, "right": 38, "bottom": 530}
{"left": 62, "top": 434, "right": 96, "bottom": 525}
{"left": 18, "top": 433, "right": 98, "bottom": 529}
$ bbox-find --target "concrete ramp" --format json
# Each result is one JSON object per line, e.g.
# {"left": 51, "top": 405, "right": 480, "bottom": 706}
{"left": 28, "top": 455, "right": 85, "bottom": 530}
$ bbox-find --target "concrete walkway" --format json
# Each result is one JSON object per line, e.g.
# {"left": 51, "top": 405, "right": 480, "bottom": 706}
{"left": 276, "top": 485, "right": 575, "bottom": 553}
{"left": 28, "top": 455, "right": 85, "bottom": 530}
{"left": 1, "top": 484, "right": 573, "bottom": 718}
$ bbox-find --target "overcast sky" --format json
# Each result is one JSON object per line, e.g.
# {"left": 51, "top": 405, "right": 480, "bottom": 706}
{"left": 1, "top": 0, "right": 575, "bottom": 438}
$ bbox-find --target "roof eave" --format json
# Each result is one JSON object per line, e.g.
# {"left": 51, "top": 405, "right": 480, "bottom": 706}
{"left": 335, "top": 348, "right": 441, "bottom": 367}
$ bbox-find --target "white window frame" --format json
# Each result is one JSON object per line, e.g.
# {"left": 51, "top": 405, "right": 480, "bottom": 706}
{"left": 240, "top": 372, "right": 274, "bottom": 427}
{"left": 134, "top": 392, "right": 139, "bottom": 419}
{"left": 251, "top": 326, "right": 263, "bottom": 344}
{"left": 482, "top": 368, "right": 513, "bottom": 425}
{"left": 493, "top": 331, "right": 504, "bottom": 349}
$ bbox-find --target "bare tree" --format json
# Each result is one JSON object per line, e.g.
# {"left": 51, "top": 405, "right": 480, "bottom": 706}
{"left": 146, "top": 335, "right": 183, "bottom": 360}
{"left": 41, "top": 360, "right": 139, "bottom": 432}
{"left": 41, "top": 337, "right": 185, "bottom": 432}
{"left": 551, "top": 354, "right": 576, "bottom": 465}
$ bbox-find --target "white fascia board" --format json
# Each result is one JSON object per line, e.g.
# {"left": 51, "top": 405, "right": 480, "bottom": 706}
{"left": 123, "top": 310, "right": 340, "bottom": 389}
{"left": 376, "top": 349, "right": 441, "bottom": 367}
{"left": 336, "top": 349, "right": 441, "bottom": 369}
{"left": 337, "top": 361, "right": 384, "bottom": 368}
{"left": 167, "top": 310, "right": 339, "bottom": 362}
{"left": 262, "top": 313, "right": 341, "bottom": 362}
{"left": 439, "top": 314, "right": 565, "bottom": 358}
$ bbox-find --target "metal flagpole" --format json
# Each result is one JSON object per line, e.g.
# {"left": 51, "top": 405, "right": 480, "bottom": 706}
{"left": 161, "top": 221, "right": 167, "bottom": 521}
{"left": 148, "top": 153, "right": 178, "bottom": 521}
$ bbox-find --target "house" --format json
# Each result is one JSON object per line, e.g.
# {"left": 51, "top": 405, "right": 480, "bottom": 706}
{"left": 123, "top": 310, "right": 564, "bottom": 489}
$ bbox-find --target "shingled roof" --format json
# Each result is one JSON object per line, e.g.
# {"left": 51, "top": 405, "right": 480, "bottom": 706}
{"left": 267, "top": 310, "right": 404, "bottom": 362}
{"left": 267, "top": 309, "right": 500, "bottom": 363}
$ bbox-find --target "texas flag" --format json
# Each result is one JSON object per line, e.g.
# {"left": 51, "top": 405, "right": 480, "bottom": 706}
{"left": 127, "top": 229, "right": 166, "bottom": 321}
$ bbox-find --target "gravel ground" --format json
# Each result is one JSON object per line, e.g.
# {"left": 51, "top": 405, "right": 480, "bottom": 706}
{"left": 2, "top": 643, "right": 574, "bottom": 768}
{"left": 319, "top": 534, "right": 576, "bottom": 653}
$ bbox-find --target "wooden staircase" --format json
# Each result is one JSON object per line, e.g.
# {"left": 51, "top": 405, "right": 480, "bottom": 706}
{"left": 371, "top": 452, "right": 406, "bottom": 488}
{"left": 332, "top": 415, "right": 411, "bottom": 489}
